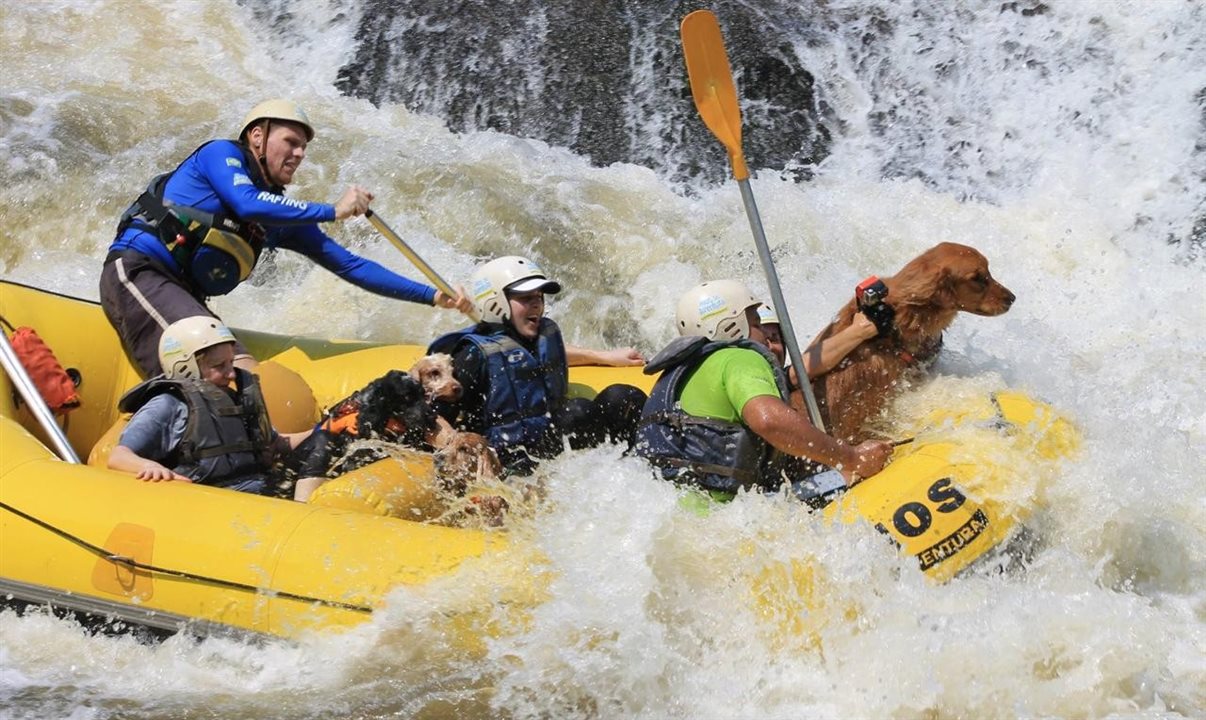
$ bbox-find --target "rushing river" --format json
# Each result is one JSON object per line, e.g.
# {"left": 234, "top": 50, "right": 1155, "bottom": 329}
{"left": 1, "top": 1, "right": 1203, "bottom": 718}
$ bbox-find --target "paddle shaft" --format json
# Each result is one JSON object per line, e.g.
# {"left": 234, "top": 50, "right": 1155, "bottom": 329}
{"left": 364, "top": 209, "right": 481, "bottom": 321}
{"left": 681, "top": 9, "right": 826, "bottom": 431}
{"left": 0, "top": 330, "right": 80, "bottom": 463}
{"left": 736, "top": 179, "right": 826, "bottom": 430}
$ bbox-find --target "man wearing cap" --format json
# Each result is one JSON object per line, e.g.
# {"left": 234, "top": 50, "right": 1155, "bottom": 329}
{"left": 100, "top": 98, "right": 471, "bottom": 377}
{"left": 428, "top": 255, "right": 647, "bottom": 474}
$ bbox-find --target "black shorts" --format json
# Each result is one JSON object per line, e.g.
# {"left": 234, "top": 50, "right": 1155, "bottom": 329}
{"left": 99, "top": 251, "right": 249, "bottom": 378}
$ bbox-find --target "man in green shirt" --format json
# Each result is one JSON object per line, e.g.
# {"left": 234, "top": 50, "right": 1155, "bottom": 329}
{"left": 635, "top": 280, "right": 891, "bottom": 496}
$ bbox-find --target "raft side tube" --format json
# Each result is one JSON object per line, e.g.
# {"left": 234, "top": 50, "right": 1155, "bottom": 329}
{"left": 1, "top": 428, "right": 507, "bottom": 640}
{"left": 826, "top": 442, "right": 1023, "bottom": 581}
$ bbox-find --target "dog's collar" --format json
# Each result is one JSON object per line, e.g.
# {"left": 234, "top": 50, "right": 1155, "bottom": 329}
{"left": 889, "top": 329, "right": 943, "bottom": 366}
{"left": 876, "top": 300, "right": 918, "bottom": 365}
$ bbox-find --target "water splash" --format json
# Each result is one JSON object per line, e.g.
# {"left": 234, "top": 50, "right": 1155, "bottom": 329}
{"left": 1, "top": 0, "right": 1204, "bottom": 717}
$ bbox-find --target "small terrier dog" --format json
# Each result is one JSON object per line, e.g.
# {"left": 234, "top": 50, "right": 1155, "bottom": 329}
{"left": 434, "top": 430, "right": 503, "bottom": 495}
{"left": 410, "top": 352, "right": 463, "bottom": 405}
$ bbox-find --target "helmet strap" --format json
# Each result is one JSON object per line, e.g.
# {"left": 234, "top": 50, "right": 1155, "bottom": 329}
{"left": 249, "top": 119, "right": 278, "bottom": 186}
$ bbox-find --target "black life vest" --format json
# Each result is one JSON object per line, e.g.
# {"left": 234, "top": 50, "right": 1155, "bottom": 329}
{"left": 117, "top": 141, "right": 269, "bottom": 297}
{"left": 118, "top": 368, "right": 273, "bottom": 486}
{"left": 634, "top": 336, "right": 790, "bottom": 494}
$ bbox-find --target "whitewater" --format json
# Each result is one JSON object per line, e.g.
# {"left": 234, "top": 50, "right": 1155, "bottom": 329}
{"left": 0, "top": 1, "right": 1202, "bottom": 718}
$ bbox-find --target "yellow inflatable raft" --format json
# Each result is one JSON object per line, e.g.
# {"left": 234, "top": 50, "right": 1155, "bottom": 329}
{"left": 0, "top": 279, "right": 1076, "bottom": 645}
{"left": 0, "top": 280, "right": 647, "bottom": 642}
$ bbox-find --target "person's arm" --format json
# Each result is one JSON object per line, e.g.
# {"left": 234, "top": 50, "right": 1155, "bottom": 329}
{"left": 108, "top": 395, "right": 193, "bottom": 482}
{"left": 436, "top": 285, "right": 474, "bottom": 314}
{"left": 262, "top": 428, "right": 311, "bottom": 467}
{"left": 193, "top": 142, "right": 337, "bottom": 224}
{"left": 279, "top": 429, "right": 313, "bottom": 450}
{"left": 108, "top": 444, "right": 192, "bottom": 482}
{"left": 741, "top": 396, "right": 890, "bottom": 481}
{"left": 189, "top": 135, "right": 466, "bottom": 312}
{"left": 802, "top": 313, "right": 878, "bottom": 380}
{"left": 275, "top": 223, "right": 438, "bottom": 304}
{"left": 565, "top": 345, "right": 646, "bottom": 367}
{"left": 273, "top": 225, "right": 471, "bottom": 316}
{"left": 715, "top": 350, "right": 891, "bottom": 483}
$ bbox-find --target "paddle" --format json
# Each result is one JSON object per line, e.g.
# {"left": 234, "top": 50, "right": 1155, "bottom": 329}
{"left": 680, "top": 9, "right": 826, "bottom": 431}
{"left": 364, "top": 209, "right": 479, "bottom": 321}
{"left": 0, "top": 330, "right": 80, "bottom": 463}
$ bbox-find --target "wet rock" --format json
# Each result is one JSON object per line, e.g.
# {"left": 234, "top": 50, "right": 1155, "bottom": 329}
{"left": 335, "top": 0, "right": 831, "bottom": 184}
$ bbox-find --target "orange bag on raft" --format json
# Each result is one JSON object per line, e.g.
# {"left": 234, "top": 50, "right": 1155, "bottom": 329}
{"left": 9, "top": 326, "right": 81, "bottom": 412}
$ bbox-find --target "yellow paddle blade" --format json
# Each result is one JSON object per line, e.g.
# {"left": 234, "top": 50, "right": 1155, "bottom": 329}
{"left": 680, "top": 9, "right": 750, "bottom": 180}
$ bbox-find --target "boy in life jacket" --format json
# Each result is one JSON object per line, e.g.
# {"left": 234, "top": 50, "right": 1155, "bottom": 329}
{"left": 107, "top": 316, "right": 303, "bottom": 494}
{"left": 428, "top": 256, "right": 648, "bottom": 474}
{"left": 634, "top": 280, "right": 892, "bottom": 500}
{"left": 100, "top": 98, "right": 472, "bottom": 378}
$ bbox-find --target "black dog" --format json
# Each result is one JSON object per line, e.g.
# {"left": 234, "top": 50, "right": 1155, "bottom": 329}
{"left": 274, "top": 370, "right": 439, "bottom": 497}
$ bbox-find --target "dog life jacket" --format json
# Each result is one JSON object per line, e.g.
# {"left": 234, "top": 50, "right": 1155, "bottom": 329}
{"left": 117, "top": 141, "right": 269, "bottom": 297}
{"left": 429, "top": 319, "right": 568, "bottom": 464}
{"left": 118, "top": 368, "right": 273, "bottom": 485}
{"left": 635, "top": 336, "right": 790, "bottom": 494}
{"left": 318, "top": 400, "right": 410, "bottom": 439}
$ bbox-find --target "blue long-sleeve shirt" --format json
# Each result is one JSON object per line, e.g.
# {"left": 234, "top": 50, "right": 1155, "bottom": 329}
{"left": 108, "top": 139, "right": 436, "bottom": 304}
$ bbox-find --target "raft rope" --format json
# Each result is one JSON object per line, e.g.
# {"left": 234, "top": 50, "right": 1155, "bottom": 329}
{"left": 0, "top": 500, "right": 373, "bottom": 614}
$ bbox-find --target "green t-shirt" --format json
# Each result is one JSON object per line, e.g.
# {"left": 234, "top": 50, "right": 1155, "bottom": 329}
{"left": 678, "top": 347, "right": 780, "bottom": 423}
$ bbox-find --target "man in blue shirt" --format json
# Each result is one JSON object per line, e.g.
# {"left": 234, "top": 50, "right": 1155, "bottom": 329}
{"left": 100, "top": 98, "right": 471, "bottom": 377}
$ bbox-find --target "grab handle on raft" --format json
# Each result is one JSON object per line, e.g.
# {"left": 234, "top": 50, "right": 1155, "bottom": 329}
{"left": 0, "top": 328, "right": 81, "bottom": 463}
{"left": 364, "top": 209, "right": 479, "bottom": 321}
{"left": 680, "top": 9, "right": 826, "bottom": 431}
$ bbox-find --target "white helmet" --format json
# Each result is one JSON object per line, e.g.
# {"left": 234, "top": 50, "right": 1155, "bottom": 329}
{"left": 469, "top": 256, "right": 562, "bottom": 324}
{"left": 158, "top": 316, "right": 237, "bottom": 379}
{"left": 756, "top": 302, "right": 780, "bottom": 327}
{"left": 675, "top": 280, "right": 761, "bottom": 341}
{"left": 239, "top": 98, "right": 315, "bottom": 142}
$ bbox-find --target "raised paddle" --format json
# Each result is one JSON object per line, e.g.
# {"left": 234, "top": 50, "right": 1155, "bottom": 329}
{"left": 680, "top": 9, "right": 826, "bottom": 431}
{"left": 364, "top": 209, "right": 479, "bottom": 321}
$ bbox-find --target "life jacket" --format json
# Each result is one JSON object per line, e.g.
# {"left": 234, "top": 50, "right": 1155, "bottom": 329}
{"left": 429, "top": 319, "right": 568, "bottom": 467}
{"left": 117, "top": 141, "right": 269, "bottom": 297}
{"left": 118, "top": 368, "right": 273, "bottom": 486}
{"left": 634, "top": 336, "right": 790, "bottom": 494}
